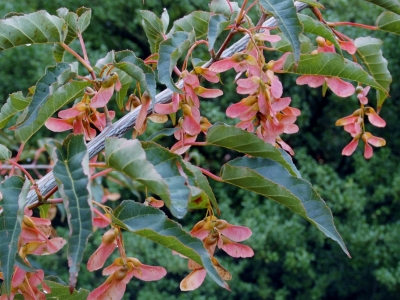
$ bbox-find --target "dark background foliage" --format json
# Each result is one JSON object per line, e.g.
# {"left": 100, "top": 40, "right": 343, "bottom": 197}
{"left": 0, "top": 0, "right": 399, "bottom": 299}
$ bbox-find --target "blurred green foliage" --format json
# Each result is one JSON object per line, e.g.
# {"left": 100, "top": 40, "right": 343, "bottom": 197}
{"left": 1, "top": 0, "right": 400, "bottom": 299}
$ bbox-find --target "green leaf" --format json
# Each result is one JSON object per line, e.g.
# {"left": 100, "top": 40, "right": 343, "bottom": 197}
{"left": 0, "top": 11, "right": 66, "bottom": 51}
{"left": 14, "top": 62, "right": 90, "bottom": 142}
{"left": 283, "top": 53, "right": 388, "bottom": 93}
{"left": 140, "top": 10, "right": 165, "bottom": 54}
{"left": 161, "top": 8, "right": 170, "bottom": 32}
{"left": 52, "top": 7, "right": 91, "bottom": 62}
{"left": 298, "top": 14, "right": 342, "bottom": 55}
{"left": 183, "top": 161, "right": 219, "bottom": 213}
{"left": 113, "top": 50, "right": 157, "bottom": 104}
{"left": 0, "top": 144, "right": 11, "bottom": 161}
{"left": 206, "top": 123, "right": 298, "bottom": 177}
{"left": 271, "top": 32, "right": 314, "bottom": 54}
{"left": 208, "top": 14, "right": 230, "bottom": 51}
{"left": 209, "top": 0, "right": 240, "bottom": 17}
{"left": 142, "top": 141, "right": 210, "bottom": 217}
{"left": 259, "top": 0, "right": 303, "bottom": 62}
{"left": 105, "top": 137, "right": 171, "bottom": 210}
{"left": 105, "top": 137, "right": 209, "bottom": 218}
{"left": 365, "top": 0, "right": 400, "bottom": 14}
{"left": 297, "top": 0, "right": 325, "bottom": 9}
{"left": 0, "top": 176, "right": 26, "bottom": 297}
{"left": 221, "top": 157, "right": 350, "bottom": 257}
{"left": 158, "top": 31, "right": 195, "bottom": 94}
{"left": 146, "top": 127, "right": 179, "bottom": 141}
{"left": 112, "top": 200, "right": 229, "bottom": 289}
{"left": 43, "top": 279, "right": 90, "bottom": 299}
{"left": 354, "top": 37, "right": 392, "bottom": 110}
{"left": 376, "top": 11, "right": 400, "bottom": 35}
{"left": 50, "top": 134, "right": 93, "bottom": 291}
{"left": 0, "top": 92, "right": 31, "bottom": 129}
{"left": 170, "top": 11, "right": 211, "bottom": 40}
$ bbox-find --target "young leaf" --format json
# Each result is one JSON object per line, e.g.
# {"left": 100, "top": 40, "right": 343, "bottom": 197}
{"left": 0, "top": 92, "right": 31, "bottom": 129}
{"left": 220, "top": 157, "right": 350, "bottom": 257}
{"left": 298, "top": 14, "right": 342, "bottom": 55}
{"left": 283, "top": 53, "right": 388, "bottom": 93}
{"left": 258, "top": 0, "right": 303, "bottom": 62}
{"left": 0, "top": 11, "right": 66, "bottom": 51}
{"left": 112, "top": 200, "right": 229, "bottom": 290}
{"left": 365, "top": 0, "right": 400, "bottom": 14}
{"left": 209, "top": 0, "right": 240, "bottom": 17}
{"left": 161, "top": 8, "right": 170, "bottom": 32}
{"left": 0, "top": 144, "right": 11, "bottom": 161}
{"left": 208, "top": 14, "right": 230, "bottom": 51}
{"left": 140, "top": 10, "right": 165, "bottom": 54}
{"left": 0, "top": 176, "right": 26, "bottom": 297}
{"left": 206, "top": 123, "right": 298, "bottom": 177}
{"left": 49, "top": 134, "right": 93, "bottom": 291}
{"left": 113, "top": 50, "right": 157, "bottom": 104}
{"left": 14, "top": 62, "right": 90, "bottom": 142}
{"left": 43, "top": 279, "right": 90, "bottom": 299}
{"left": 170, "top": 11, "right": 211, "bottom": 40}
{"left": 52, "top": 7, "right": 92, "bottom": 62}
{"left": 376, "top": 11, "right": 400, "bottom": 35}
{"left": 158, "top": 31, "right": 195, "bottom": 94}
{"left": 355, "top": 37, "right": 392, "bottom": 110}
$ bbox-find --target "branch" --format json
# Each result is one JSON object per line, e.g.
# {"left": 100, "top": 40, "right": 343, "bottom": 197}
{"left": 26, "top": 1, "right": 311, "bottom": 205}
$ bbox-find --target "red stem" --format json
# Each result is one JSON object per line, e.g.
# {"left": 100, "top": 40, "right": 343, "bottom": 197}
{"left": 183, "top": 141, "right": 207, "bottom": 147}
{"left": 198, "top": 167, "right": 223, "bottom": 182}
{"left": 89, "top": 162, "right": 108, "bottom": 168}
{"left": 91, "top": 168, "right": 113, "bottom": 180}
{"left": 9, "top": 142, "right": 25, "bottom": 176}
{"left": 8, "top": 160, "right": 35, "bottom": 184}
{"left": 327, "top": 21, "right": 378, "bottom": 30}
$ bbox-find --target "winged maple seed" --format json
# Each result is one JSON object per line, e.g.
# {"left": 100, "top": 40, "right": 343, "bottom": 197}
{"left": 177, "top": 216, "right": 254, "bottom": 291}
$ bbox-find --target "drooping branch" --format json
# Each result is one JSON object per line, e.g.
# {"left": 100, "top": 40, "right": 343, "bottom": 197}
{"left": 26, "top": 1, "right": 311, "bottom": 205}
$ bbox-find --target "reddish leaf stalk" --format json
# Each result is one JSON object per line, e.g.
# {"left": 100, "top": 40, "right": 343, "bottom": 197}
{"left": 9, "top": 142, "right": 25, "bottom": 176}
{"left": 59, "top": 42, "right": 94, "bottom": 73}
{"left": 327, "top": 21, "right": 378, "bottom": 30}
{"left": 8, "top": 160, "right": 35, "bottom": 184}
{"left": 91, "top": 168, "right": 113, "bottom": 180}
{"left": 198, "top": 167, "right": 223, "bottom": 182}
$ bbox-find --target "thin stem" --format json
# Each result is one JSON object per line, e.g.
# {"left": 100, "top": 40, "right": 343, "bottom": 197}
{"left": 327, "top": 21, "right": 378, "bottom": 30}
{"left": 28, "top": 198, "right": 63, "bottom": 210}
{"left": 243, "top": 0, "right": 257, "bottom": 16}
{"left": 183, "top": 40, "right": 209, "bottom": 71}
{"left": 91, "top": 168, "right": 113, "bottom": 180}
{"left": 89, "top": 162, "right": 108, "bottom": 168}
{"left": 8, "top": 160, "right": 35, "bottom": 184}
{"left": 59, "top": 43, "right": 94, "bottom": 73}
{"left": 198, "top": 167, "right": 223, "bottom": 182}
{"left": 9, "top": 142, "right": 25, "bottom": 176}
{"left": 103, "top": 106, "right": 112, "bottom": 126}
{"left": 183, "top": 141, "right": 207, "bottom": 147}
{"left": 1, "top": 164, "right": 53, "bottom": 169}
{"left": 43, "top": 185, "right": 59, "bottom": 201}
{"left": 78, "top": 33, "right": 89, "bottom": 63}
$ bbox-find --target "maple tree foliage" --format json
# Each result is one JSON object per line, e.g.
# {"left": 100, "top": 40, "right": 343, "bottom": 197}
{"left": 0, "top": 0, "right": 397, "bottom": 299}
